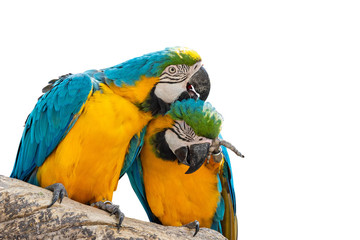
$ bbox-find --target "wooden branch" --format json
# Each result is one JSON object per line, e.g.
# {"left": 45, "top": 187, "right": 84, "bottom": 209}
{"left": 0, "top": 175, "right": 226, "bottom": 240}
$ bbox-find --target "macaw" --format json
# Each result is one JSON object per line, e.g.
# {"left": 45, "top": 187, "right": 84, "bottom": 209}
{"left": 10, "top": 47, "right": 211, "bottom": 228}
{"left": 127, "top": 99, "right": 243, "bottom": 239}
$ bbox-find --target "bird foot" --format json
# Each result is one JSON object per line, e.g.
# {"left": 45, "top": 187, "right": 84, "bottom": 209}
{"left": 45, "top": 183, "right": 68, "bottom": 208}
{"left": 183, "top": 220, "right": 200, "bottom": 237}
{"left": 91, "top": 201, "right": 124, "bottom": 230}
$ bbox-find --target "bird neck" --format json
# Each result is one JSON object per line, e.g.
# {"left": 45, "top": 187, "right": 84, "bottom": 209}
{"left": 146, "top": 115, "right": 176, "bottom": 160}
{"left": 146, "top": 115, "right": 175, "bottom": 137}
{"left": 106, "top": 76, "right": 160, "bottom": 113}
{"left": 137, "top": 88, "right": 172, "bottom": 116}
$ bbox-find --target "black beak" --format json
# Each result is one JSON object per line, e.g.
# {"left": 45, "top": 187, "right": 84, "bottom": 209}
{"left": 187, "top": 66, "right": 211, "bottom": 101}
{"left": 174, "top": 143, "right": 210, "bottom": 174}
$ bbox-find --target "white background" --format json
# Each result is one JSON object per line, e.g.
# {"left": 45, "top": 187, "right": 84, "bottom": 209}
{"left": 1, "top": 1, "right": 359, "bottom": 239}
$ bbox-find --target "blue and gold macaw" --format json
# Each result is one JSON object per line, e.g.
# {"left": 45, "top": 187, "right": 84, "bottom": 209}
{"left": 127, "top": 99, "right": 243, "bottom": 239}
{"left": 10, "top": 47, "right": 211, "bottom": 227}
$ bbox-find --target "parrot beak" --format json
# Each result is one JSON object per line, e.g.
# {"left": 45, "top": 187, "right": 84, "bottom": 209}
{"left": 174, "top": 142, "right": 210, "bottom": 174}
{"left": 187, "top": 66, "right": 210, "bottom": 101}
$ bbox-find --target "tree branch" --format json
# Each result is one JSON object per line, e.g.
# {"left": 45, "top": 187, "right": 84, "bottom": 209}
{"left": 0, "top": 175, "right": 225, "bottom": 240}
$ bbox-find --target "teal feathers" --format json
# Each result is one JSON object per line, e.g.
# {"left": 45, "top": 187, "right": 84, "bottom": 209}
{"left": 167, "top": 99, "right": 223, "bottom": 139}
{"left": 103, "top": 47, "right": 201, "bottom": 87}
{"left": 11, "top": 74, "right": 94, "bottom": 182}
{"left": 11, "top": 47, "right": 203, "bottom": 184}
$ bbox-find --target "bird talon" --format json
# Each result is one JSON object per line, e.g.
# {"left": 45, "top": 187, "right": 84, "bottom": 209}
{"left": 118, "top": 213, "right": 125, "bottom": 230}
{"left": 194, "top": 222, "right": 200, "bottom": 237}
{"left": 92, "top": 200, "right": 125, "bottom": 230}
{"left": 183, "top": 220, "right": 200, "bottom": 237}
{"left": 110, "top": 208, "right": 118, "bottom": 216}
{"left": 45, "top": 183, "right": 68, "bottom": 208}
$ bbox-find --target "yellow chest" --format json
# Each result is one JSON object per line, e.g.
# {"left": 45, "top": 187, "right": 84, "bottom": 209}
{"left": 141, "top": 141, "right": 221, "bottom": 228}
{"left": 37, "top": 85, "right": 152, "bottom": 204}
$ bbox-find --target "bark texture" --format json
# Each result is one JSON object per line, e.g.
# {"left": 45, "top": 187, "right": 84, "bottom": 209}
{"left": 0, "top": 175, "right": 226, "bottom": 240}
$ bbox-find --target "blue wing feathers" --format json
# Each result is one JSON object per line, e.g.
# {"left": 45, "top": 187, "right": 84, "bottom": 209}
{"left": 221, "top": 145, "right": 236, "bottom": 214}
{"left": 119, "top": 127, "right": 147, "bottom": 178}
{"left": 212, "top": 174, "right": 225, "bottom": 231}
{"left": 211, "top": 134, "right": 237, "bottom": 234}
{"left": 11, "top": 73, "right": 94, "bottom": 182}
{"left": 131, "top": 166, "right": 160, "bottom": 223}
{"left": 127, "top": 153, "right": 160, "bottom": 223}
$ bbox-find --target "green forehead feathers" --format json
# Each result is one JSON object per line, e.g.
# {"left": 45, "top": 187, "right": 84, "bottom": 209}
{"left": 159, "top": 47, "right": 202, "bottom": 71}
{"left": 167, "top": 99, "right": 223, "bottom": 139}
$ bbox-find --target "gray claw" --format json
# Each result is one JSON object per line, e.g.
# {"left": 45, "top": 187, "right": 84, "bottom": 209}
{"left": 183, "top": 220, "right": 200, "bottom": 237}
{"left": 118, "top": 213, "right": 125, "bottom": 229}
{"left": 92, "top": 201, "right": 125, "bottom": 230}
{"left": 45, "top": 183, "right": 68, "bottom": 208}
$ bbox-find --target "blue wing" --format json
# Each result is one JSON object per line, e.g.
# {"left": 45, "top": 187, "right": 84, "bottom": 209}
{"left": 10, "top": 73, "right": 95, "bottom": 185}
{"left": 126, "top": 150, "right": 160, "bottom": 223}
{"left": 221, "top": 144, "right": 237, "bottom": 213}
{"left": 119, "top": 126, "right": 147, "bottom": 178}
{"left": 126, "top": 147, "right": 161, "bottom": 224}
{"left": 126, "top": 154, "right": 160, "bottom": 223}
{"left": 212, "top": 140, "right": 238, "bottom": 240}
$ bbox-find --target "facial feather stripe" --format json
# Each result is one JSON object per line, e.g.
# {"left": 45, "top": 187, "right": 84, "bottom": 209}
{"left": 158, "top": 63, "right": 200, "bottom": 84}
{"left": 170, "top": 121, "right": 197, "bottom": 142}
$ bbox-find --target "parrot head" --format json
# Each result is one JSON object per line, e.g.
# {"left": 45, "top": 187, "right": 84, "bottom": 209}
{"left": 101, "top": 47, "right": 211, "bottom": 115}
{"left": 149, "top": 99, "right": 223, "bottom": 174}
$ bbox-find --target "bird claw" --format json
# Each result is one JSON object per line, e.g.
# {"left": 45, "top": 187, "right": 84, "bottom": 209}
{"left": 91, "top": 201, "right": 125, "bottom": 230}
{"left": 45, "top": 183, "right": 68, "bottom": 208}
{"left": 183, "top": 220, "right": 200, "bottom": 237}
{"left": 209, "top": 137, "right": 245, "bottom": 159}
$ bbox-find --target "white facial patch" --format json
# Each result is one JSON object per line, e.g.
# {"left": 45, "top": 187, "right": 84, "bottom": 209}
{"left": 164, "top": 120, "right": 212, "bottom": 154}
{"left": 154, "top": 81, "right": 187, "bottom": 104}
{"left": 188, "top": 61, "right": 202, "bottom": 79}
{"left": 154, "top": 62, "right": 203, "bottom": 104}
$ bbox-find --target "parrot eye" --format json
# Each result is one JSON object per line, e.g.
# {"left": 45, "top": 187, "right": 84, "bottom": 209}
{"left": 168, "top": 66, "right": 177, "bottom": 74}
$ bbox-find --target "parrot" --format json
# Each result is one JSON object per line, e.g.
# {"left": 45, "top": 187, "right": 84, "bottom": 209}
{"left": 10, "top": 47, "right": 211, "bottom": 228}
{"left": 127, "top": 98, "right": 244, "bottom": 239}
